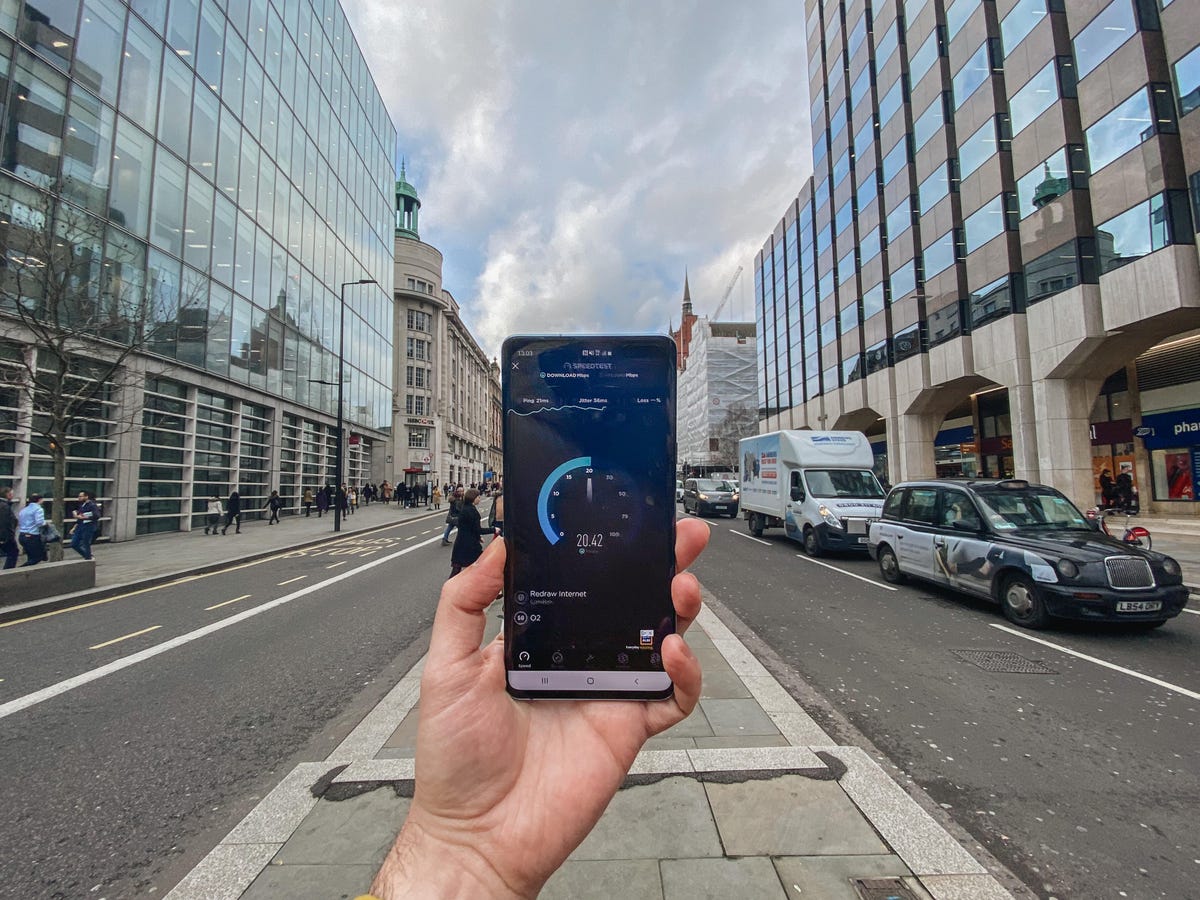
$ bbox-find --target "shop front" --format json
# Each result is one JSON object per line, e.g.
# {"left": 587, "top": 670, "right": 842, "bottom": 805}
{"left": 1139, "top": 407, "right": 1200, "bottom": 506}
{"left": 1089, "top": 419, "right": 1136, "bottom": 507}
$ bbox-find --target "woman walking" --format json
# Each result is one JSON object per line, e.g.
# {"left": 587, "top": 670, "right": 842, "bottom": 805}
{"left": 204, "top": 496, "right": 223, "bottom": 535}
{"left": 302, "top": 487, "right": 314, "bottom": 517}
{"left": 432, "top": 485, "right": 442, "bottom": 510}
{"left": 450, "top": 488, "right": 494, "bottom": 578}
{"left": 441, "top": 489, "right": 463, "bottom": 545}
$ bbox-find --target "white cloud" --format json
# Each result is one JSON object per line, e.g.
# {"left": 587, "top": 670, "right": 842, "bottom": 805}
{"left": 345, "top": 0, "right": 812, "bottom": 356}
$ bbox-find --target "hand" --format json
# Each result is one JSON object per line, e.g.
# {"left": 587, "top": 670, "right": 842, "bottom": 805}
{"left": 370, "top": 517, "right": 710, "bottom": 899}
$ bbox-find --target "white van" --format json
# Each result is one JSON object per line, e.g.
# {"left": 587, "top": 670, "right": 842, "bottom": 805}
{"left": 739, "top": 431, "right": 886, "bottom": 555}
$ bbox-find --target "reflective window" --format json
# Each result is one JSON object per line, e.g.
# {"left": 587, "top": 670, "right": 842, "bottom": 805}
{"left": 879, "top": 79, "right": 904, "bottom": 126}
{"left": 820, "top": 316, "right": 838, "bottom": 348}
{"left": 110, "top": 116, "right": 154, "bottom": 235}
{"left": 5, "top": 51, "right": 66, "bottom": 189}
{"left": 211, "top": 192, "right": 236, "bottom": 285}
{"left": 119, "top": 18, "right": 161, "bottom": 133}
{"left": 946, "top": 0, "right": 975, "bottom": 38}
{"left": 75, "top": 0, "right": 126, "bottom": 105}
{"left": 26, "top": 0, "right": 79, "bottom": 68}
{"left": 190, "top": 81, "right": 218, "bottom": 176}
{"left": 892, "top": 323, "right": 922, "bottom": 363}
{"left": 1096, "top": 192, "right": 1191, "bottom": 273}
{"left": 857, "top": 171, "right": 878, "bottom": 210}
{"left": 909, "top": 31, "right": 940, "bottom": 85}
{"left": 849, "top": 16, "right": 867, "bottom": 57}
{"left": 1009, "top": 61, "right": 1058, "bottom": 135}
{"left": 1086, "top": 88, "right": 1153, "bottom": 173}
{"left": 852, "top": 67, "right": 872, "bottom": 109}
{"left": 876, "top": 22, "right": 899, "bottom": 67}
{"left": 1001, "top": 0, "right": 1046, "bottom": 55}
{"left": 959, "top": 118, "right": 998, "bottom": 180}
{"left": 1174, "top": 42, "right": 1200, "bottom": 117}
{"left": 919, "top": 163, "right": 951, "bottom": 214}
{"left": 222, "top": 27, "right": 246, "bottom": 115}
{"left": 964, "top": 194, "right": 1010, "bottom": 252}
{"left": 913, "top": 95, "right": 944, "bottom": 149}
{"left": 927, "top": 300, "right": 961, "bottom": 345}
{"left": 854, "top": 116, "right": 875, "bottom": 159}
{"left": 836, "top": 198, "right": 854, "bottom": 234}
{"left": 216, "top": 106, "right": 240, "bottom": 199}
{"left": 954, "top": 43, "right": 990, "bottom": 108}
{"left": 968, "top": 274, "right": 1015, "bottom": 327}
{"left": 861, "top": 226, "right": 882, "bottom": 262}
{"left": 863, "top": 281, "right": 886, "bottom": 319}
{"left": 865, "top": 338, "right": 889, "bottom": 374}
{"left": 196, "top": 0, "right": 225, "bottom": 92}
{"left": 923, "top": 228, "right": 958, "bottom": 277}
{"left": 167, "top": 0, "right": 200, "bottom": 58}
{"left": 883, "top": 137, "right": 908, "bottom": 184}
{"left": 839, "top": 248, "right": 857, "bottom": 285}
{"left": 833, "top": 151, "right": 851, "bottom": 187}
{"left": 184, "top": 176, "right": 215, "bottom": 270}
{"left": 1074, "top": 1, "right": 1137, "bottom": 81}
{"left": 886, "top": 194, "right": 914, "bottom": 239}
{"left": 831, "top": 102, "right": 848, "bottom": 138}
{"left": 891, "top": 257, "right": 917, "bottom": 299}
{"left": 1014, "top": 147, "right": 1088, "bottom": 217}
{"left": 151, "top": 151, "right": 187, "bottom": 256}
{"left": 1025, "top": 240, "right": 1082, "bottom": 302}
{"left": 817, "top": 222, "right": 832, "bottom": 254}
{"left": 62, "top": 85, "right": 114, "bottom": 214}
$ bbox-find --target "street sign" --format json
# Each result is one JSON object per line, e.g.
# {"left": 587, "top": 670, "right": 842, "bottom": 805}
{"left": 422, "top": 454, "right": 431, "bottom": 463}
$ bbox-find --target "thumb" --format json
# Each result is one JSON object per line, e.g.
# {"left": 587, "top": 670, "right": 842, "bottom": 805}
{"left": 427, "top": 538, "right": 506, "bottom": 667}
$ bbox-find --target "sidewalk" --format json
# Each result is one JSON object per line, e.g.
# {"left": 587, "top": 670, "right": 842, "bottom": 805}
{"left": 165, "top": 598, "right": 1023, "bottom": 900}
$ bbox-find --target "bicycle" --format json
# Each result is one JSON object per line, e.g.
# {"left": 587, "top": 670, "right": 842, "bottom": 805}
{"left": 1085, "top": 506, "right": 1152, "bottom": 550}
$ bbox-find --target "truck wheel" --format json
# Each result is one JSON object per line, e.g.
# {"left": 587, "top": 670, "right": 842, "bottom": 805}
{"left": 877, "top": 545, "right": 905, "bottom": 584}
{"left": 749, "top": 513, "right": 763, "bottom": 537}
{"left": 1001, "top": 574, "right": 1049, "bottom": 630}
{"left": 803, "top": 526, "right": 822, "bottom": 557}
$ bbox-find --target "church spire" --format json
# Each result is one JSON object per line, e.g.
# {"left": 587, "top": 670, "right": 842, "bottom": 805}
{"left": 682, "top": 271, "right": 693, "bottom": 317}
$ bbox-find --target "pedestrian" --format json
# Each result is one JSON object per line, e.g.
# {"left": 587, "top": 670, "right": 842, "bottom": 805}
{"left": 0, "top": 484, "right": 18, "bottom": 570}
{"left": 17, "top": 493, "right": 47, "bottom": 566}
{"left": 1099, "top": 468, "right": 1115, "bottom": 508}
{"left": 442, "top": 489, "right": 464, "bottom": 545}
{"left": 449, "top": 488, "right": 494, "bottom": 578}
{"left": 222, "top": 489, "right": 241, "bottom": 534}
{"left": 316, "top": 485, "right": 329, "bottom": 518}
{"left": 266, "top": 490, "right": 282, "bottom": 525}
{"left": 204, "top": 495, "right": 223, "bottom": 535}
{"left": 338, "top": 484, "right": 349, "bottom": 516}
{"left": 348, "top": 485, "right": 358, "bottom": 514}
{"left": 70, "top": 491, "right": 99, "bottom": 560}
{"left": 397, "top": 482, "right": 408, "bottom": 508}
{"left": 1115, "top": 470, "right": 1134, "bottom": 512}
{"left": 302, "top": 487, "right": 314, "bottom": 517}
{"left": 432, "top": 485, "right": 442, "bottom": 510}
{"left": 489, "top": 492, "right": 505, "bottom": 538}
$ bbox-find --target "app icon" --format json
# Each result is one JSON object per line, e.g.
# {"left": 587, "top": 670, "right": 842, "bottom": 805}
{"left": 515, "top": 591, "right": 527, "bottom": 605}
{"left": 518, "top": 651, "right": 530, "bottom": 663}
{"left": 639, "top": 629, "right": 654, "bottom": 648}
{"left": 552, "top": 650, "right": 564, "bottom": 665}
{"left": 617, "top": 652, "right": 629, "bottom": 666}
{"left": 650, "top": 652, "right": 661, "bottom": 666}
{"left": 514, "top": 611, "right": 528, "bottom": 625}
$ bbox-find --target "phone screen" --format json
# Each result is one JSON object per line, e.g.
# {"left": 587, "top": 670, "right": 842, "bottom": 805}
{"left": 502, "top": 335, "right": 676, "bottom": 699}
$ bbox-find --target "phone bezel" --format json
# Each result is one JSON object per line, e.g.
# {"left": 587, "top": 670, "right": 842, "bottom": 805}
{"left": 501, "top": 334, "right": 677, "bottom": 701}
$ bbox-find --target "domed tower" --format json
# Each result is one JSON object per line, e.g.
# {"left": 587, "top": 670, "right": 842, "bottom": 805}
{"left": 395, "top": 160, "right": 421, "bottom": 239}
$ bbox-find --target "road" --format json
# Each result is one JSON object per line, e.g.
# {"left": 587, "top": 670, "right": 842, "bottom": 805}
{"left": 688, "top": 510, "right": 1199, "bottom": 900}
{"left": 0, "top": 512, "right": 454, "bottom": 899}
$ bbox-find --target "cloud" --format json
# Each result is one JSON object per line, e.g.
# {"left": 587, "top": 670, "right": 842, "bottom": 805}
{"left": 345, "top": 0, "right": 812, "bottom": 356}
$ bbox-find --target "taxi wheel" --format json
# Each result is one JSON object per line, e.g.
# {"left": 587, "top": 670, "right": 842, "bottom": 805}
{"left": 803, "top": 526, "right": 822, "bottom": 557}
{"left": 1001, "top": 574, "right": 1049, "bottom": 629}
{"left": 877, "top": 545, "right": 905, "bottom": 584}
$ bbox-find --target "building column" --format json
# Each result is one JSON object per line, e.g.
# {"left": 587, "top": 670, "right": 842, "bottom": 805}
{"left": 1031, "top": 376, "right": 1101, "bottom": 510}
{"left": 1007, "top": 380, "right": 1041, "bottom": 483}
{"left": 109, "top": 357, "right": 147, "bottom": 543}
{"left": 896, "top": 411, "right": 938, "bottom": 481}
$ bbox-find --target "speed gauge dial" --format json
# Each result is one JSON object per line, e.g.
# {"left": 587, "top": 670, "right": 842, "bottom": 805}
{"left": 537, "top": 456, "right": 640, "bottom": 554}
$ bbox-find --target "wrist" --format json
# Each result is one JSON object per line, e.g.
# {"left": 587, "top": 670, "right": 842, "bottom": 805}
{"left": 370, "top": 813, "right": 529, "bottom": 900}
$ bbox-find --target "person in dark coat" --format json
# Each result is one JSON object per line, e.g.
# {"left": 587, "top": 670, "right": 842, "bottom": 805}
{"left": 316, "top": 486, "right": 329, "bottom": 517}
{"left": 266, "top": 490, "right": 283, "bottom": 525}
{"left": 1099, "top": 468, "right": 1115, "bottom": 508}
{"left": 0, "top": 484, "right": 18, "bottom": 569}
{"left": 450, "top": 488, "right": 493, "bottom": 578}
{"left": 222, "top": 489, "right": 241, "bottom": 534}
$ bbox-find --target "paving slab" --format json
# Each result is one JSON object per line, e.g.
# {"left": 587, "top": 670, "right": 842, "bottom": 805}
{"left": 380, "top": 706, "right": 420, "bottom": 754}
{"left": 698, "top": 662, "right": 754, "bottom": 699}
{"left": 540, "top": 859, "right": 663, "bottom": 900}
{"left": 692, "top": 734, "right": 790, "bottom": 750}
{"left": 661, "top": 856, "right": 786, "bottom": 899}
{"left": 705, "top": 776, "right": 889, "bottom": 857}
{"left": 655, "top": 706, "right": 715, "bottom": 739}
{"left": 698, "top": 697, "right": 781, "bottom": 736}
{"left": 921, "top": 874, "right": 1016, "bottom": 900}
{"left": 772, "top": 854, "right": 918, "bottom": 900}
{"left": 240, "top": 863, "right": 378, "bottom": 900}
{"left": 570, "top": 777, "right": 723, "bottom": 860}
{"left": 273, "top": 787, "right": 409, "bottom": 866}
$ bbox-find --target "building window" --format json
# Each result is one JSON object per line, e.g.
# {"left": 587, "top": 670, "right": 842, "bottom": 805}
{"left": 918, "top": 163, "right": 952, "bottom": 214}
{"left": 892, "top": 323, "right": 923, "bottom": 363}
{"left": 865, "top": 339, "right": 889, "bottom": 375}
{"left": 958, "top": 118, "right": 999, "bottom": 181}
{"left": 1097, "top": 191, "right": 1193, "bottom": 273}
{"left": 1085, "top": 88, "right": 1155, "bottom": 173}
{"left": 879, "top": 79, "right": 905, "bottom": 128}
{"left": 922, "top": 228, "right": 959, "bottom": 278}
{"left": 406, "top": 309, "right": 431, "bottom": 332}
{"left": 964, "top": 193, "right": 1016, "bottom": 253}
{"left": 927, "top": 301, "right": 962, "bottom": 346}
{"left": 908, "top": 30, "right": 942, "bottom": 86}
{"left": 408, "top": 429, "right": 429, "bottom": 449}
{"left": 913, "top": 94, "right": 946, "bottom": 150}
{"left": 1025, "top": 240, "right": 1084, "bottom": 302}
{"left": 1173, "top": 42, "right": 1200, "bottom": 117}
{"left": 882, "top": 137, "right": 909, "bottom": 185}
{"left": 1015, "top": 146, "right": 1088, "bottom": 217}
{"left": 1009, "top": 60, "right": 1060, "bottom": 136}
{"left": 968, "top": 274, "right": 1018, "bottom": 328}
{"left": 1073, "top": 1, "right": 1139, "bottom": 81}
{"left": 890, "top": 258, "right": 918, "bottom": 300}
{"left": 1001, "top": 0, "right": 1049, "bottom": 56}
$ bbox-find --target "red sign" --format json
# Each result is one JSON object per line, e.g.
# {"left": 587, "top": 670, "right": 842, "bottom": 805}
{"left": 348, "top": 435, "right": 361, "bottom": 446}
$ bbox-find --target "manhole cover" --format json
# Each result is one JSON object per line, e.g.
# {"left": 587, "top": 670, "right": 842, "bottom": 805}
{"left": 852, "top": 877, "right": 921, "bottom": 900}
{"left": 952, "top": 649, "right": 1058, "bottom": 674}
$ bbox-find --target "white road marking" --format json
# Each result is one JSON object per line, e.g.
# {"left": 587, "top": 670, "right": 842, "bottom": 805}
{"left": 990, "top": 623, "right": 1200, "bottom": 701}
{"left": 0, "top": 534, "right": 447, "bottom": 722}
{"left": 277, "top": 576, "right": 307, "bottom": 586}
{"left": 89, "top": 625, "right": 161, "bottom": 650}
{"left": 729, "top": 529, "right": 771, "bottom": 546}
{"left": 1181, "top": 608, "right": 1198, "bottom": 617}
{"left": 406, "top": 535, "right": 416, "bottom": 541}
{"left": 325, "top": 561, "right": 346, "bottom": 569}
{"left": 205, "top": 594, "right": 252, "bottom": 611}
{"left": 793, "top": 554, "right": 898, "bottom": 591}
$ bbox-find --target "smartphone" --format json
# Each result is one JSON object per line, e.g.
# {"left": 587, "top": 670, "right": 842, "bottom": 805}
{"left": 501, "top": 335, "right": 677, "bottom": 700}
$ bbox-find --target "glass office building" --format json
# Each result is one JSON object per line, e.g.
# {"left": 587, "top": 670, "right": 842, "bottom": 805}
{"left": 0, "top": 0, "right": 396, "bottom": 537}
{"left": 756, "top": 0, "right": 1200, "bottom": 513}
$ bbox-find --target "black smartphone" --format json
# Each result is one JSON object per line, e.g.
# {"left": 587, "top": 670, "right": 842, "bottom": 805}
{"left": 501, "top": 335, "right": 677, "bottom": 700}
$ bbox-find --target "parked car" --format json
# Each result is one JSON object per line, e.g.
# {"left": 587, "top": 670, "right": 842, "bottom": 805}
{"left": 682, "top": 478, "right": 739, "bottom": 517}
{"left": 676, "top": 479, "right": 684, "bottom": 503}
{"left": 868, "top": 479, "right": 1188, "bottom": 629}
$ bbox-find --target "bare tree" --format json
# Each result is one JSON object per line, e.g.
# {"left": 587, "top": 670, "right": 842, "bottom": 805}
{"left": 0, "top": 180, "right": 202, "bottom": 556}
{"left": 711, "top": 402, "right": 761, "bottom": 471}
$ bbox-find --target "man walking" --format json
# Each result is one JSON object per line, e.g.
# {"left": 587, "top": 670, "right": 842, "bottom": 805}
{"left": 266, "top": 490, "right": 283, "bottom": 525}
{"left": 17, "top": 493, "right": 47, "bottom": 566}
{"left": 70, "top": 491, "right": 99, "bottom": 560}
{"left": 0, "top": 485, "right": 18, "bottom": 569}
{"left": 222, "top": 489, "right": 241, "bottom": 534}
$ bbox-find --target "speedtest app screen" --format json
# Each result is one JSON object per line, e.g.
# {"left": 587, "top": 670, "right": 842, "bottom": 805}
{"left": 502, "top": 336, "right": 676, "bottom": 691}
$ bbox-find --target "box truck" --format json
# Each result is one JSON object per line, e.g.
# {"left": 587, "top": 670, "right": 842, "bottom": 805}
{"left": 739, "top": 430, "right": 886, "bottom": 555}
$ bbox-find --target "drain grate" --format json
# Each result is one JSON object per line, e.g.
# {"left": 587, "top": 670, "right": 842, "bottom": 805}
{"left": 852, "top": 877, "right": 921, "bottom": 900}
{"left": 952, "top": 649, "right": 1058, "bottom": 674}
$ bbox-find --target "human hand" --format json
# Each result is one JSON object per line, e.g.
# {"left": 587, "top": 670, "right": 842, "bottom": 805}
{"left": 369, "top": 517, "right": 710, "bottom": 899}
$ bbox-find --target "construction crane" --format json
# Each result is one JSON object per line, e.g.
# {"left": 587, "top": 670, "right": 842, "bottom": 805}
{"left": 711, "top": 265, "right": 744, "bottom": 321}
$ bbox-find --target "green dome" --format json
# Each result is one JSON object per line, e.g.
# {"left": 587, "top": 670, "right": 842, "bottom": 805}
{"left": 395, "top": 160, "right": 421, "bottom": 239}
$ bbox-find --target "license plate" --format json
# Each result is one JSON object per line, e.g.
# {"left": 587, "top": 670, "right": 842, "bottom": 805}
{"left": 713, "top": 505, "right": 727, "bottom": 510}
{"left": 856, "top": 536, "right": 868, "bottom": 544}
{"left": 1116, "top": 600, "right": 1162, "bottom": 612}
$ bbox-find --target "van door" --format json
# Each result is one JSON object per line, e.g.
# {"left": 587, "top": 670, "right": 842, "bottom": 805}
{"left": 783, "top": 470, "right": 805, "bottom": 540}
{"left": 898, "top": 487, "right": 942, "bottom": 583}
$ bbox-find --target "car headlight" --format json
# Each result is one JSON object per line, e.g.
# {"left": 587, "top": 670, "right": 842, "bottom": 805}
{"left": 1162, "top": 557, "right": 1181, "bottom": 577}
{"left": 698, "top": 493, "right": 709, "bottom": 500}
{"left": 1055, "top": 558, "right": 1079, "bottom": 579}
{"left": 817, "top": 504, "right": 842, "bottom": 528}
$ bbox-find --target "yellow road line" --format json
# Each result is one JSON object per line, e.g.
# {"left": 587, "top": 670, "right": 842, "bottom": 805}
{"left": 205, "top": 594, "right": 252, "bottom": 611}
{"left": 277, "top": 575, "right": 307, "bottom": 586}
{"left": 90, "top": 625, "right": 161, "bottom": 650}
{"left": 325, "top": 561, "right": 346, "bottom": 569}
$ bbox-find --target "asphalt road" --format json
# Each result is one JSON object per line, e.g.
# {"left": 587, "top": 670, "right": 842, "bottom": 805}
{"left": 687, "top": 510, "right": 1199, "bottom": 900}
{"left": 0, "top": 512, "right": 457, "bottom": 900}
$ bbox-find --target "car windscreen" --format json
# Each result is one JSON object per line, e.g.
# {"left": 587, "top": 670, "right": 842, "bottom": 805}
{"left": 803, "top": 469, "right": 884, "bottom": 499}
{"left": 720, "top": 481, "right": 738, "bottom": 491}
{"left": 694, "top": 479, "right": 727, "bottom": 491}
{"left": 973, "top": 487, "right": 1089, "bottom": 531}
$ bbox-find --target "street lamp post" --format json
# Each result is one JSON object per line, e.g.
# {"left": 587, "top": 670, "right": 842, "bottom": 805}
{"left": 333, "top": 278, "right": 377, "bottom": 533}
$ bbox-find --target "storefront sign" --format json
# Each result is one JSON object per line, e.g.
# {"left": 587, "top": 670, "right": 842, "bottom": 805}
{"left": 1138, "top": 408, "right": 1200, "bottom": 449}
{"left": 1089, "top": 418, "right": 1132, "bottom": 445}
{"left": 406, "top": 417, "right": 435, "bottom": 427}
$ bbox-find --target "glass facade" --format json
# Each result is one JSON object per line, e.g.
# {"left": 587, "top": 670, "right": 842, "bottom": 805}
{"left": 0, "top": 0, "right": 396, "bottom": 538}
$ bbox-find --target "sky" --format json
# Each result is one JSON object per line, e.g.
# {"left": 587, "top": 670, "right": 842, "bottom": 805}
{"left": 343, "top": 0, "right": 813, "bottom": 358}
